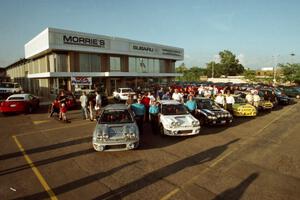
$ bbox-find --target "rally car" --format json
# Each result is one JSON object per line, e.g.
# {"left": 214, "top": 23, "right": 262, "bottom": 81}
{"left": 232, "top": 95, "right": 257, "bottom": 117}
{"left": 158, "top": 100, "right": 200, "bottom": 136}
{"left": 194, "top": 97, "right": 233, "bottom": 126}
{"left": 92, "top": 104, "right": 139, "bottom": 151}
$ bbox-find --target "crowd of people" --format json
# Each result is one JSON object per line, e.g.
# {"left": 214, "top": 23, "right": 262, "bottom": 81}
{"left": 48, "top": 84, "right": 277, "bottom": 130}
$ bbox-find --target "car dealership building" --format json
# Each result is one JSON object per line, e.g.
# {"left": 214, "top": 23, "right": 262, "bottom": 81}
{"left": 5, "top": 27, "right": 183, "bottom": 98}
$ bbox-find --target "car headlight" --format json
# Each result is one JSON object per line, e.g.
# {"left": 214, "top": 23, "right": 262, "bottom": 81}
{"left": 217, "top": 114, "right": 221, "bottom": 118}
{"left": 171, "top": 122, "right": 176, "bottom": 126}
{"left": 192, "top": 120, "right": 199, "bottom": 126}
{"left": 175, "top": 122, "right": 180, "bottom": 126}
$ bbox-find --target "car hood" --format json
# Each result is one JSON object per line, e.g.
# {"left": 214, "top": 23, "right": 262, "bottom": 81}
{"left": 161, "top": 114, "right": 197, "bottom": 127}
{"left": 200, "top": 108, "right": 229, "bottom": 116}
{"left": 95, "top": 123, "right": 137, "bottom": 139}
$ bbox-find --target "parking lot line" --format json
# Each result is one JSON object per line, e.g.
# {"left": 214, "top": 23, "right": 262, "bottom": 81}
{"left": 160, "top": 104, "right": 297, "bottom": 200}
{"left": 15, "top": 121, "right": 92, "bottom": 137}
{"left": 12, "top": 135, "right": 58, "bottom": 200}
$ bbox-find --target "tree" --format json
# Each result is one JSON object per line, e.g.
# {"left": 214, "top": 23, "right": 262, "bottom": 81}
{"left": 206, "top": 50, "right": 245, "bottom": 77}
{"left": 279, "top": 63, "right": 300, "bottom": 84}
{"left": 175, "top": 64, "right": 207, "bottom": 81}
{"left": 243, "top": 68, "right": 256, "bottom": 82}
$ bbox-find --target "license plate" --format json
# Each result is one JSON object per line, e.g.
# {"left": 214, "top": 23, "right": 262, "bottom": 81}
{"left": 10, "top": 104, "right": 16, "bottom": 107}
{"left": 221, "top": 120, "right": 226, "bottom": 124}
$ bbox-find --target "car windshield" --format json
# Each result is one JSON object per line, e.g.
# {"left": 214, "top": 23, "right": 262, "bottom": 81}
{"left": 99, "top": 109, "right": 133, "bottom": 124}
{"left": 122, "top": 89, "right": 133, "bottom": 93}
{"left": 234, "top": 96, "right": 246, "bottom": 104}
{"left": 161, "top": 104, "right": 189, "bottom": 115}
{"left": 197, "top": 100, "right": 220, "bottom": 110}
{"left": 8, "top": 97, "right": 24, "bottom": 100}
{"left": 0, "top": 83, "right": 14, "bottom": 88}
{"left": 274, "top": 88, "right": 282, "bottom": 95}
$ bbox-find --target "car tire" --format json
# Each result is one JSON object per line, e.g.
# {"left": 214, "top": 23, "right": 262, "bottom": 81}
{"left": 159, "top": 123, "right": 164, "bottom": 135}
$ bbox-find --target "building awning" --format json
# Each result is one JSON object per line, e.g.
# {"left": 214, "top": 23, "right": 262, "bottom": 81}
{"left": 27, "top": 72, "right": 183, "bottom": 78}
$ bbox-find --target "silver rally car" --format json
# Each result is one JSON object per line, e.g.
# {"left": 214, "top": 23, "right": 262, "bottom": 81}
{"left": 92, "top": 104, "right": 139, "bottom": 151}
{"left": 159, "top": 100, "right": 201, "bottom": 136}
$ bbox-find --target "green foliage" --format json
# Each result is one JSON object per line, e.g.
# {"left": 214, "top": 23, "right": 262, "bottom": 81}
{"left": 279, "top": 63, "right": 300, "bottom": 84}
{"left": 243, "top": 69, "right": 256, "bottom": 81}
{"left": 175, "top": 63, "right": 207, "bottom": 81}
{"left": 206, "top": 50, "right": 245, "bottom": 77}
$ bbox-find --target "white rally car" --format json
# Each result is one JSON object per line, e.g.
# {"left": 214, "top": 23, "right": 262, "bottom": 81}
{"left": 113, "top": 88, "right": 136, "bottom": 101}
{"left": 158, "top": 100, "right": 201, "bottom": 136}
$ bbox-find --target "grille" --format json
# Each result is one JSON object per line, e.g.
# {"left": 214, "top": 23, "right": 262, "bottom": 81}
{"left": 178, "top": 130, "right": 192, "bottom": 134}
{"left": 105, "top": 144, "right": 127, "bottom": 150}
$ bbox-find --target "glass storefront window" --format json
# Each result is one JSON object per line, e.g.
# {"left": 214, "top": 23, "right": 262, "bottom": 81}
{"left": 128, "top": 57, "right": 162, "bottom": 73}
{"left": 110, "top": 57, "right": 121, "bottom": 71}
{"left": 79, "top": 53, "right": 101, "bottom": 72}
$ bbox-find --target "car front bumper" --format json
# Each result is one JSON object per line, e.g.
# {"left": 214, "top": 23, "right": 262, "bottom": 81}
{"left": 93, "top": 139, "right": 139, "bottom": 152}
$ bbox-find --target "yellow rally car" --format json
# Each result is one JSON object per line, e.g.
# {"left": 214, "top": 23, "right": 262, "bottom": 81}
{"left": 232, "top": 96, "right": 257, "bottom": 117}
{"left": 258, "top": 100, "right": 273, "bottom": 112}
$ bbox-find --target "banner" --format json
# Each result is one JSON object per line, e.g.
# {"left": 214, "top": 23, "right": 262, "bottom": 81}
{"left": 71, "top": 77, "right": 92, "bottom": 85}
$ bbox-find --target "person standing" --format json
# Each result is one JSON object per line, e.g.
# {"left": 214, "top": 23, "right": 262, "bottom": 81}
{"left": 95, "top": 91, "right": 102, "bottom": 119}
{"left": 130, "top": 98, "right": 146, "bottom": 134}
{"left": 184, "top": 95, "right": 197, "bottom": 115}
{"left": 215, "top": 93, "right": 225, "bottom": 108}
{"left": 149, "top": 100, "right": 160, "bottom": 133}
{"left": 58, "top": 90, "right": 67, "bottom": 120}
{"left": 172, "top": 89, "right": 183, "bottom": 102}
{"left": 141, "top": 93, "right": 150, "bottom": 122}
{"left": 225, "top": 92, "right": 235, "bottom": 113}
{"left": 253, "top": 91, "right": 261, "bottom": 109}
{"left": 79, "top": 91, "right": 88, "bottom": 120}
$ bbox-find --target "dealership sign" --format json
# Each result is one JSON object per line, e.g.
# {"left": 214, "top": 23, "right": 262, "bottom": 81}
{"left": 71, "top": 77, "right": 92, "bottom": 85}
{"left": 63, "top": 35, "right": 106, "bottom": 48}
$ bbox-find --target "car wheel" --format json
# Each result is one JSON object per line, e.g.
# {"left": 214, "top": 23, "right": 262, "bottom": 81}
{"left": 159, "top": 123, "right": 164, "bottom": 135}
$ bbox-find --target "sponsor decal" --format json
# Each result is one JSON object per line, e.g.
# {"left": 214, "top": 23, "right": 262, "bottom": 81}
{"left": 71, "top": 77, "right": 92, "bottom": 85}
{"left": 63, "top": 35, "right": 106, "bottom": 48}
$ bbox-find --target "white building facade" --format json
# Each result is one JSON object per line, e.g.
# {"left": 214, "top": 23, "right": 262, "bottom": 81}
{"left": 6, "top": 28, "right": 183, "bottom": 97}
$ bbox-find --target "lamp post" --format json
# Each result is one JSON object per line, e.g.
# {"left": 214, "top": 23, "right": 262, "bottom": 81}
{"left": 273, "top": 55, "right": 280, "bottom": 84}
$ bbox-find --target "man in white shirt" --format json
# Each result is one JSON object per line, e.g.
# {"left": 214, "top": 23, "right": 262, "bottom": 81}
{"left": 253, "top": 92, "right": 260, "bottom": 109}
{"left": 225, "top": 92, "right": 235, "bottom": 113}
{"left": 79, "top": 91, "right": 88, "bottom": 120}
{"left": 95, "top": 91, "right": 102, "bottom": 118}
{"left": 245, "top": 93, "right": 254, "bottom": 105}
{"left": 172, "top": 89, "right": 183, "bottom": 102}
{"left": 215, "top": 93, "right": 225, "bottom": 108}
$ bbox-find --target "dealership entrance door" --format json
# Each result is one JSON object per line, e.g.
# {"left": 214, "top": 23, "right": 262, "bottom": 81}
{"left": 110, "top": 78, "right": 121, "bottom": 95}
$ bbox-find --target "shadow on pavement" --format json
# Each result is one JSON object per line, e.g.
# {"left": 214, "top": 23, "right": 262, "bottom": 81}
{"left": 12, "top": 160, "right": 140, "bottom": 200}
{"left": 0, "top": 136, "right": 92, "bottom": 161}
{"left": 212, "top": 172, "right": 259, "bottom": 200}
{"left": 88, "top": 139, "right": 239, "bottom": 200}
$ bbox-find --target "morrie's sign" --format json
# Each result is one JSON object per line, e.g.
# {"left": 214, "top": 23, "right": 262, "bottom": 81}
{"left": 71, "top": 77, "right": 92, "bottom": 85}
{"left": 63, "top": 35, "right": 106, "bottom": 48}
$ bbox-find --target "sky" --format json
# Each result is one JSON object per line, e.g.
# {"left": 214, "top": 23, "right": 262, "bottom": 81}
{"left": 0, "top": 0, "right": 299, "bottom": 69}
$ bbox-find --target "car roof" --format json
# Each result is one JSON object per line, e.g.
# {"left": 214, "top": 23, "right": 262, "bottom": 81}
{"left": 103, "top": 104, "right": 128, "bottom": 110}
{"left": 159, "top": 100, "right": 181, "bottom": 105}
{"left": 8, "top": 93, "right": 31, "bottom": 98}
{"left": 194, "top": 97, "right": 210, "bottom": 100}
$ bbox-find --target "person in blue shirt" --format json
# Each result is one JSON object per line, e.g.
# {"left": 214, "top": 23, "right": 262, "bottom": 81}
{"left": 185, "top": 95, "right": 197, "bottom": 115}
{"left": 149, "top": 100, "right": 160, "bottom": 134}
{"left": 130, "top": 98, "right": 146, "bottom": 134}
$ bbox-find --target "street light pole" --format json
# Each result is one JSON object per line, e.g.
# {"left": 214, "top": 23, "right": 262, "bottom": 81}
{"left": 212, "top": 62, "right": 214, "bottom": 79}
{"left": 273, "top": 55, "right": 279, "bottom": 84}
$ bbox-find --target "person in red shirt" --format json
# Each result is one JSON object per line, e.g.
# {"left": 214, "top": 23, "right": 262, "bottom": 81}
{"left": 141, "top": 93, "right": 150, "bottom": 122}
{"left": 49, "top": 98, "right": 60, "bottom": 118}
{"left": 60, "top": 103, "right": 69, "bottom": 123}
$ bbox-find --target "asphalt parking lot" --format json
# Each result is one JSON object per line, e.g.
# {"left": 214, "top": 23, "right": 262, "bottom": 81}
{"left": 0, "top": 101, "right": 300, "bottom": 200}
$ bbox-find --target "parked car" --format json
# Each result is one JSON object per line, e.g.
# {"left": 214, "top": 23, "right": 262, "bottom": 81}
{"left": 194, "top": 97, "right": 233, "bottom": 126}
{"left": 113, "top": 88, "right": 136, "bottom": 101}
{"left": 278, "top": 87, "right": 300, "bottom": 99}
{"left": 0, "top": 93, "right": 39, "bottom": 114}
{"left": 63, "top": 91, "right": 77, "bottom": 109}
{"left": 259, "top": 88, "right": 292, "bottom": 105}
{"left": 92, "top": 104, "right": 139, "bottom": 151}
{"left": 0, "top": 82, "right": 22, "bottom": 94}
{"left": 232, "top": 96, "right": 257, "bottom": 117}
{"left": 158, "top": 100, "right": 200, "bottom": 136}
